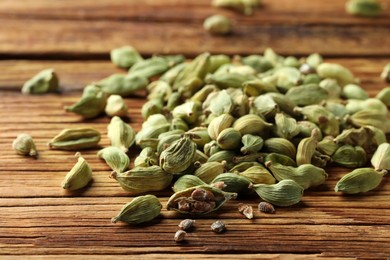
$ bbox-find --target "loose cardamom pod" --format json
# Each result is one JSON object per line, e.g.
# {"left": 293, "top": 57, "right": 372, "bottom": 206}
{"left": 342, "top": 84, "right": 369, "bottom": 100}
{"left": 376, "top": 87, "right": 390, "bottom": 106}
{"left": 12, "top": 134, "right": 38, "bottom": 157}
{"left": 97, "top": 74, "right": 149, "bottom": 97}
{"left": 211, "top": 172, "right": 252, "bottom": 193}
{"left": 296, "top": 129, "right": 320, "bottom": 165}
{"left": 335, "top": 168, "right": 387, "bottom": 194}
{"left": 105, "top": 94, "right": 128, "bottom": 117}
{"left": 252, "top": 179, "right": 304, "bottom": 207}
{"left": 62, "top": 152, "right": 92, "bottom": 191}
{"left": 243, "top": 79, "right": 279, "bottom": 96}
{"left": 110, "top": 45, "right": 143, "bottom": 68}
{"left": 285, "top": 84, "right": 329, "bottom": 106}
{"left": 347, "top": 110, "right": 390, "bottom": 133}
{"left": 250, "top": 95, "right": 280, "bottom": 119}
{"left": 241, "top": 134, "right": 264, "bottom": 154}
{"left": 172, "top": 175, "right": 208, "bottom": 192}
{"left": 172, "top": 101, "right": 202, "bottom": 124}
{"left": 111, "top": 166, "right": 173, "bottom": 194}
{"left": 194, "top": 161, "right": 226, "bottom": 183}
{"left": 48, "top": 127, "right": 101, "bottom": 150}
{"left": 186, "top": 127, "right": 212, "bottom": 149}
{"left": 134, "top": 147, "right": 158, "bottom": 167}
{"left": 203, "top": 14, "right": 232, "bottom": 35}
{"left": 319, "top": 79, "right": 341, "bottom": 99}
{"left": 346, "top": 0, "right": 382, "bottom": 17}
{"left": 174, "top": 52, "right": 211, "bottom": 89}
{"left": 371, "top": 143, "right": 390, "bottom": 171}
{"left": 274, "top": 113, "right": 300, "bottom": 140}
{"left": 212, "top": 0, "right": 261, "bottom": 15}
{"left": 129, "top": 56, "right": 170, "bottom": 78}
{"left": 238, "top": 165, "right": 276, "bottom": 185}
{"left": 263, "top": 138, "right": 297, "bottom": 160}
{"left": 141, "top": 98, "right": 164, "bottom": 119}
{"left": 233, "top": 114, "right": 273, "bottom": 136}
{"left": 317, "top": 63, "right": 355, "bottom": 86}
{"left": 111, "top": 195, "right": 162, "bottom": 225}
{"left": 216, "top": 128, "right": 242, "bottom": 150}
{"left": 317, "top": 136, "right": 340, "bottom": 156}
{"left": 107, "top": 116, "right": 136, "bottom": 152}
{"left": 65, "top": 85, "right": 107, "bottom": 119}
{"left": 208, "top": 113, "right": 235, "bottom": 140}
{"left": 167, "top": 185, "right": 237, "bottom": 214}
{"left": 332, "top": 145, "right": 367, "bottom": 168}
{"left": 230, "top": 162, "right": 263, "bottom": 173}
{"left": 22, "top": 68, "right": 59, "bottom": 94}
{"left": 240, "top": 55, "right": 273, "bottom": 73}
{"left": 97, "top": 146, "right": 129, "bottom": 173}
{"left": 160, "top": 135, "right": 197, "bottom": 174}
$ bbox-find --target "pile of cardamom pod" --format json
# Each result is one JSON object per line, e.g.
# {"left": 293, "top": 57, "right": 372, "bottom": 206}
{"left": 15, "top": 46, "right": 390, "bottom": 225}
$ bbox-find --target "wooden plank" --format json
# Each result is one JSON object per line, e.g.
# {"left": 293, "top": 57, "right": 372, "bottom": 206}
{"left": 0, "top": 18, "right": 390, "bottom": 57}
{"left": 1, "top": 0, "right": 390, "bottom": 26}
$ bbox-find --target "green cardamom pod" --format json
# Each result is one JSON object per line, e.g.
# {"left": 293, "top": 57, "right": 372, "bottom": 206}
{"left": 212, "top": 0, "right": 260, "bottom": 15}
{"left": 160, "top": 63, "right": 187, "bottom": 85}
{"left": 172, "top": 101, "right": 201, "bottom": 124}
{"left": 376, "top": 87, "right": 390, "bottom": 106}
{"left": 274, "top": 113, "right": 300, "bottom": 140}
{"left": 233, "top": 114, "right": 273, "bottom": 136}
{"left": 129, "top": 56, "right": 170, "bottom": 78}
{"left": 65, "top": 85, "right": 107, "bottom": 119}
{"left": 156, "top": 132, "right": 182, "bottom": 155}
{"left": 371, "top": 143, "right": 390, "bottom": 171}
{"left": 238, "top": 165, "right": 276, "bottom": 185}
{"left": 264, "top": 153, "right": 297, "bottom": 167}
{"left": 243, "top": 79, "right": 278, "bottom": 96}
{"left": 62, "top": 152, "right": 92, "bottom": 191}
{"left": 207, "top": 90, "right": 235, "bottom": 116}
{"left": 297, "top": 120, "right": 323, "bottom": 140}
{"left": 216, "top": 128, "right": 242, "bottom": 150}
{"left": 346, "top": 98, "right": 388, "bottom": 115}
{"left": 147, "top": 80, "right": 172, "bottom": 101}
{"left": 186, "top": 127, "right": 212, "bottom": 149}
{"left": 334, "top": 126, "right": 377, "bottom": 154}
{"left": 111, "top": 166, "right": 173, "bottom": 194}
{"left": 206, "top": 72, "right": 253, "bottom": 89}
{"left": 105, "top": 94, "right": 128, "bottom": 117}
{"left": 48, "top": 127, "right": 101, "bottom": 150}
{"left": 107, "top": 116, "right": 136, "bottom": 152}
{"left": 97, "top": 146, "right": 129, "bottom": 173}
{"left": 211, "top": 172, "right": 252, "bottom": 193}
{"left": 203, "top": 140, "right": 222, "bottom": 157}
{"left": 110, "top": 45, "right": 143, "bottom": 69}
{"left": 347, "top": 110, "right": 390, "bottom": 133}
{"left": 111, "top": 195, "right": 162, "bottom": 224}
{"left": 317, "top": 63, "right": 355, "bottom": 86}
{"left": 209, "top": 54, "right": 231, "bottom": 73}
{"left": 174, "top": 52, "right": 211, "bottom": 88}
{"left": 274, "top": 67, "right": 301, "bottom": 93}
{"left": 194, "top": 161, "right": 226, "bottom": 183}
{"left": 263, "top": 138, "right": 297, "bottom": 160}
{"left": 160, "top": 135, "right": 197, "bottom": 174}
{"left": 342, "top": 84, "right": 369, "bottom": 100}
{"left": 167, "top": 185, "right": 237, "bottom": 214}
{"left": 319, "top": 79, "right": 341, "bottom": 99}
{"left": 22, "top": 68, "right": 59, "bottom": 94}
{"left": 265, "top": 93, "right": 297, "bottom": 117}
{"left": 134, "top": 147, "right": 158, "bottom": 167}
{"left": 241, "top": 134, "right": 264, "bottom": 154}
{"left": 12, "top": 133, "right": 38, "bottom": 157}
{"left": 346, "top": 0, "right": 382, "bottom": 17}
{"left": 240, "top": 55, "right": 273, "bottom": 73}
{"left": 172, "top": 175, "right": 207, "bottom": 192}
{"left": 190, "top": 84, "right": 218, "bottom": 103}
{"left": 97, "top": 74, "right": 149, "bottom": 97}
{"left": 332, "top": 145, "right": 367, "bottom": 168}
{"left": 296, "top": 129, "right": 320, "bottom": 165}
{"left": 207, "top": 113, "right": 235, "bottom": 141}
{"left": 317, "top": 136, "right": 340, "bottom": 156}
{"left": 230, "top": 162, "right": 263, "bottom": 173}
{"left": 252, "top": 179, "right": 304, "bottom": 206}
{"left": 203, "top": 14, "right": 232, "bottom": 35}
{"left": 141, "top": 98, "right": 164, "bottom": 120}
{"left": 335, "top": 168, "right": 387, "bottom": 194}
{"left": 250, "top": 95, "right": 280, "bottom": 119}
{"left": 207, "top": 150, "right": 237, "bottom": 169}
{"left": 285, "top": 84, "right": 329, "bottom": 106}
{"left": 170, "top": 117, "right": 189, "bottom": 131}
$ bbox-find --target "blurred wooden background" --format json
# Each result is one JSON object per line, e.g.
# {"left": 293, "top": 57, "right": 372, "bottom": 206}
{"left": 0, "top": 0, "right": 389, "bottom": 259}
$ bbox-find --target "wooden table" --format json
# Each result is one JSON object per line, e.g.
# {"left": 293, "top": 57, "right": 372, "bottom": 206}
{"left": 1, "top": 1, "right": 390, "bottom": 258}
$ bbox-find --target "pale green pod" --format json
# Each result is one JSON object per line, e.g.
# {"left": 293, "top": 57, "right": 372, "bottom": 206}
{"left": 317, "top": 63, "right": 355, "bottom": 86}
{"left": 324, "top": 101, "right": 349, "bottom": 119}
{"left": 296, "top": 129, "right": 320, "bottom": 165}
{"left": 297, "top": 120, "right": 323, "bottom": 140}
{"left": 172, "top": 101, "right": 201, "bottom": 124}
{"left": 252, "top": 179, "right": 304, "bottom": 206}
{"left": 335, "top": 168, "right": 387, "bottom": 194}
{"left": 285, "top": 84, "right": 329, "bottom": 106}
{"left": 265, "top": 93, "right": 297, "bottom": 116}
{"left": 376, "top": 87, "right": 390, "bottom": 107}
{"left": 22, "top": 68, "right": 59, "bottom": 94}
{"left": 365, "top": 126, "right": 387, "bottom": 146}
{"left": 186, "top": 127, "right": 212, "bottom": 149}
{"left": 207, "top": 150, "right": 237, "bottom": 169}
{"left": 65, "top": 85, "right": 106, "bottom": 119}
{"left": 317, "top": 136, "right": 340, "bottom": 156}
{"left": 174, "top": 52, "right": 211, "bottom": 88}
{"left": 348, "top": 110, "right": 390, "bottom": 133}
{"left": 371, "top": 143, "right": 390, "bottom": 170}
{"left": 206, "top": 73, "right": 254, "bottom": 89}
{"left": 208, "top": 90, "right": 234, "bottom": 116}
{"left": 12, "top": 134, "right": 37, "bottom": 157}
{"left": 204, "top": 140, "right": 221, "bottom": 157}
{"left": 159, "top": 54, "right": 185, "bottom": 67}
{"left": 346, "top": 0, "right": 382, "bottom": 17}
{"left": 49, "top": 127, "right": 101, "bottom": 150}
{"left": 203, "top": 14, "right": 232, "bottom": 34}
{"left": 62, "top": 153, "right": 92, "bottom": 191}
{"left": 263, "top": 138, "right": 297, "bottom": 160}
{"left": 105, "top": 94, "right": 128, "bottom": 117}
{"left": 97, "top": 146, "right": 129, "bottom": 173}
{"left": 141, "top": 98, "right": 164, "bottom": 119}
{"left": 241, "top": 134, "right": 264, "bottom": 154}
{"left": 209, "top": 55, "right": 231, "bottom": 73}
{"left": 97, "top": 74, "right": 149, "bottom": 97}
{"left": 134, "top": 147, "right": 158, "bottom": 167}
{"left": 129, "top": 56, "right": 170, "bottom": 78}
{"left": 295, "top": 105, "right": 340, "bottom": 137}
{"left": 264, "top": 153, "right": 297, "bottom": 167}
{"left": 311, "top": 151, "right": 332, "bottom": 168}
{"left": 306, "top": 53, "right": 323, "bottom": 68}
{"left": 141, "top": 114, "right": 169, "bottom": 128}
{"left": 160, "top": 135, "right": 197, "bottom": 174}
{"left": 283, "top": 56, "right": 300, "bottom": 68}
{"left": 212, "top": 0, "right": 261, "bottom": 15}
{"left": 167, "top": 185, "right": 237, "bottom": 214}
{"left": 160, "top": 63, "right": 187, "bottom": 85}
{"left": 251, "top": 95, "right": 280, "bottom": 119}
{"left": 136, "top": 124, "right": 171, "bottom": 148}
{"left": 157, "top": 133, "right": 182, "bottom": 155}
{"left": 319, "top": 79, "right": 342, "bottom": 99}
{"left": 190, "top": 84, "right": 218, "bottom": 103}
{"left": 111, "top": 195, "right": 162, "bottom": 225}
{"left": 208, "top": 113, "right": 235, "bottom": 140}
{"left": 342, "top": 84, "right": 369, "bottom": 100}
{"left": 147, "top": 80, "right": 172, "bottom": 101}
{"left": 230, "top": 161, "right": 263, "bottom": 173}
{"left": 239, "top": 165, "right": 276, "bottom": 185}
{"left": 211, "top": 173, "right": 252, "bottom": 193}
{"left": 233, "top": 114, "right": 273, "bottom": 136}
{"left": 111, "top": 166, "right": 173, "bottom": 194}
{"left": 194, "top": 161, "right": 226, "bottom": 183}
{"left": 302, "top": 74, "right": 321, "bottom": 85}
{"left": 334, "top": 126, "right": 378, "bottom": 154}
{"left": 107, "top": 116, "right": 136, "bottom": 152}
{"left": 172, "top": 175, "right": 208, "bottom": 192}
{"left": 177, "top": 77, "right": 204, "bottom": 99}
{"left": 194, "top": 150, "right": 210, "bottom": 164}
{"left": 380, "top": 63, "right": 390, "bottom": 83}
{"left": 264, "top": 48, "right": 284, "bottom": 66}
{"left": 240, "top": 55, "right": 273, "bottom": 73}
{"left": 265, "top": 162, "right": 328, "bottom": 189}
{"left": 332, "top": 145, "right": 367, "bottom": 168}
{"left": 232, "top": 153, "right": 262, "bottom": 164}
{"left": 243, "top": 79, "right": 279, "bottom": 96}
{"left": 230, "top": 89, "right": 250, "bottom": 117}
{"left": 274, "top": 113, "right": 300, "bottom": 140}
{"left": 170, "top": 117, "right": 189, "bottom": 131}
{"left": 110, "top": 45, "right": 143, "bottom": 68}
{"left": 216, "top": 128, "right": 241, "bottom": 150}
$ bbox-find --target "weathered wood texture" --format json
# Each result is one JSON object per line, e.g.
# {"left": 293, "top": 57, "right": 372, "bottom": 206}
{"left": 1, "top": 0, "right": 390, "bottom": 258}
{"left": 0, "top": 0, "right": 390, "bottom": 57}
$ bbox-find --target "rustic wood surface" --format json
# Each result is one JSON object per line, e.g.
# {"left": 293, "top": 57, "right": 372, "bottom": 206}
{"left": 0, "top": 1, "right": 390, "bottom": 259}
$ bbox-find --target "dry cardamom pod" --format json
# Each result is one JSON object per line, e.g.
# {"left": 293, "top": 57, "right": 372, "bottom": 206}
{"left": 335, "top": 168, "right": 387, "bottom": 194}
{"left": 167, "top": 185, "right": 237, "bottom": 214}
{"left": 129, "top": 56, "right": 170, "bottom": 78}
{"left": 111, "top": 195, "right": 162, "bottom": 225}
{"left": 317, "top": 136, "right": 340, "bottom": 156}
{"left": 274, "top": 113, "right": 300, "bottom": 140}
{"left": 250, "top": 95, "right": 279, "bottom": 119}
{"left": 243, "top": 79, "right": 278, "bottom": 96}
{"left": 346, "top": 98, "right": 388, "bottom": 115}
{"left": 98, "top": 74, "right": 149, "bottom": 97}
{"left": 264, "top": 153, "right": 297, "bottom": 167}
{"left": 208, "top": 113, "right": 235, "bottom": 140}
{"left": 134, "top": 147, "right": 158, "bottom": 168}
{"left": 194, "top": 161, "right": 226, "bottom": 183}
{"left": 172, "top": 101, "right": 202, "bottom": 124}
{"left": 22, "top": 68, "right": 59, "bottom": 94}
{"left": 285, "top": 84, "right": 329, "bottom": 106}
{"left": 230, "top": 161, "right": 263, "bottom": 173}
{"left": 110, "top": 166, "right": 173, "bottom": 194}
{"left": 186, "top": 127, "right": 212, "bottom": 149}
{"left": 240, "top": 134, "right": 264, "bottom": 154}
{"left": 376, "top": 87, "right": 390, "bottom": 106}
{"left": 12, "top": 133, "right": 38, "bottom": 157}
{"left": 216, "top": 128, "right": 242, "bottom": 150}
{"left": 61, "top": 152, "right": 92, "bottom": 191}
{"left": 212, "top": 0, "right": 261, "bottom": 15}
{"left": 203, "top": 14, "right": 232, "bottom": 35}
{"left": 141, "top": 98, "right": 164, "bottom": 119}
{"left": 233, "top": 114, "right": 273, "bottom": 136}
{"left": 371, "top": 143, "right": 390, "bottom": 171}
{"left": 174, "top": 52, "right": 211, "bottom": 89}
{"left": 263, "top": 138, "right": 297, "bottom": 160}
{"left": 317, "top": 63, "right": 355, "bottom": 86}
{"left": 160, "top": 135, "right": 197, "bottom": 174}
{"left": 211, "top": 172, "right": 252, "bottom": 193}
{"left": 251, "top": 179, "right": 304, "bottom": 207}
{"left": 172, "top": 175, "right": 208, "bottom": 193}
{"left": 107, "top": 116, "right": 136, "bottom": 152}
{"left": 319, "top": 79, "right": 341, "bottom": 99}
{"left": 342, "top": 84, "right": 369, "bottom": 100}
{"left": 110, "top": 45, "right": 143, "bottom": 69}
{"left": 105, "top": 94, "right": 128, "bottom": 117}
{"left": 332, "top": 145, "right": 367, "bottom": 168}
{"left": 48, "top": 127, "right": 101, "bottom": 150}
{"left": 347, "top": 109, "right": 390, "bottom": 133}
{"left": 65, "top": 85, "right": 107, "bottom": 119}
{"left": 97, "top": 146, "right": 129, "bottom": 173}
{"left": 296, "top": 129, "right": 320, "bottom": 165}
{"left": 238, "top": 165, "right": 276, "bottom": 185}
